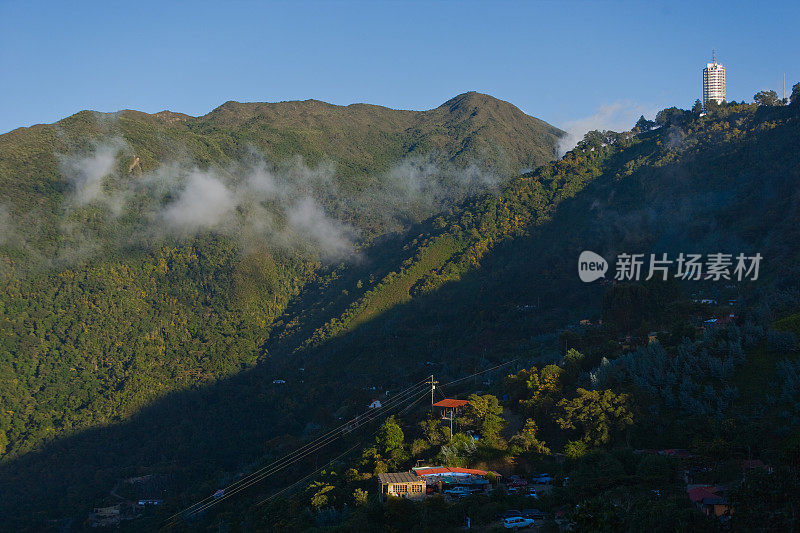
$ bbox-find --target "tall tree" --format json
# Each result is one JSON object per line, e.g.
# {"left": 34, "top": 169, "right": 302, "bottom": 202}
{"left": 377, "top": 416, "right": 405, "bottom": 455}
{"left": 459, "top": 394, "right": 505, "bottom": 441}
{"left": 510, "top": 418, "right": 550, "bottom": 454}
{"left": 635, "top": 115, "right": 654, "bottom": 132}
{"left": 790, "top": 82, "right": 800, "bottom": 106}
{"left": 557, "top": 389, "right": 634, "bottom": 447}
{"left": 754, "top": 90, "right": 781, "bottom": 106}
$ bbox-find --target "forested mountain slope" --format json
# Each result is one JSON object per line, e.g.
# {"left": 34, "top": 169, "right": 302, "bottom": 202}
{"left": 0, "top": 93, "right": 565, "bottom": 527}
{"left": 0, "top": 92, "right": 563, "bottom": 463}
{"left": 213, "top": 99, "right": 800, "bottom": 531}
{"left": 2, "top": 96, "right": 800, "bottom": 529}
{"left": 268, "top": 100, "right": 800, "bottom": 382}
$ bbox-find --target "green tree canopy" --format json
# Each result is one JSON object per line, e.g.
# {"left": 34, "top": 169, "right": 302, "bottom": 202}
{"left": 376, "top": 415, "right": 404, "bottom": 454}
{"left": 564, "top": 348, "right": 586, "bottom": 378}
{"left": 754, "top": 90, "right": 782, "bottom": 106}
{"left": 635, "top": 115, "right": 655, "bottom": 132}
{"left": 655, "top": 107, "right": 689, "bottom": 127}
{"left": 458, "top": 394, "right": 505, "bottom": 441}
{"left": 510, "top": 418, "right": 550, "bottom": 454}
{"left": 505, "top": 365, "right": 562, "bottom": 402}
{"left": 791, "top": 82, "right": 800, "bottom": 106}
{"left": 439, "top": 432, "right": 478, "bottom": 467}
{"left": 557, "top": 388, "right": 634, "bottom": 447}
{"left": 729, "top": 467, "right": 800, "bottom": 530}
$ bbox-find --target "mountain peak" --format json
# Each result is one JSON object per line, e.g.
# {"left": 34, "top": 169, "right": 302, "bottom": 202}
{"left": 440, "top": 91, "right": 496, "bottom": 107}
{"left": 438, "top": 91, "right": 515, "bottom": 114}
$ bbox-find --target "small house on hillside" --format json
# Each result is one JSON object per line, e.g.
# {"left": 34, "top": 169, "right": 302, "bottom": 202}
{"left": 433, "top": 398, "right": 469, "bottom": 435}
{"left": 688, "top": 485, "right": 731, "bottom": 518}
{"left": 377, "top": 472, "right": 426, "bottom": 501}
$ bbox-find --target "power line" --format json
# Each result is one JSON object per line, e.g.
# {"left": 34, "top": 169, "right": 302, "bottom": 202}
{"left": 441, "top": 358, "right": 518, "bottom": 388}
{"left": 256, "top": 440, "right": 365, "bottom": 507}
{"left": 163, "top": 381, "right": 431, "bottom": 526}
{"left": 255, "top": 389, "right": 432, "bottom": 508}
{"left": 164, "top": 358, "right": 519, "bottom": 526}
{"left": 165, "top": 387, "right": 427, "bottom": 525}
{"left": 398, "top": 388, "right": 432, "bottom": 416}
{"left": 170, "top": 384, "right": 428, "bottom": 522}
{"left": 184, "top": 386, "right": 431, "bottom": 520}
{"left": 162, "top": 378, "right": 430, "bottom": 526}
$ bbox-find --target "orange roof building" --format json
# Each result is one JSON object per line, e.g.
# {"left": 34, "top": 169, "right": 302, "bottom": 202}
{"left": 413, "top": 466, "right": 491, "bottom": 476}
{"left": 432, "top": 399, "right": 469, "bottom": 408}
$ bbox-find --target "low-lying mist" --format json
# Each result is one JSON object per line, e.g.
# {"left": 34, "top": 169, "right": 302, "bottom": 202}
{"left": 557, "top": 102, "right": 657, "bottom": 156}
{"left": 1, "top": 137, "right": 502, "bottom": 270}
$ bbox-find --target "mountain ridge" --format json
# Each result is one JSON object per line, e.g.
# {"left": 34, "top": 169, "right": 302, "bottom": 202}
{"left": 0, "top": 92, "right": 564, "bottom": 218}
{"left": 1, "top": 96, "right": 799, "bottom": 529}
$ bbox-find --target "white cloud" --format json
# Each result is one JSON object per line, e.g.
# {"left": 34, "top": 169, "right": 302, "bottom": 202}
{"left": 162, "top": 170, "right": 238, "bottom": 233}
{"left": 59, "top": 138, "right": 127, "bottom": 213}
{"left": 43, "top": 140, "right": 504, "bottom": 264}
{"left": 286, "top": 197, "right": 357, "bottom": 260}
{"left": 558, "top": 102, "right": 657, "bottom": 156}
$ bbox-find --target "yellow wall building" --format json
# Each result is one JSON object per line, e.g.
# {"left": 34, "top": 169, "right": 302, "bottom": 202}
{"left": 377, "top": 472, "right": 426, "bottom": 501}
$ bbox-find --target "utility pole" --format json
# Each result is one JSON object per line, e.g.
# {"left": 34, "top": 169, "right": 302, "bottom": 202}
{"left": 448, "top": 407, "right": 454, "bottom": 439}
{"left": 427, "top": 375, "right": 438, "bottom": 408}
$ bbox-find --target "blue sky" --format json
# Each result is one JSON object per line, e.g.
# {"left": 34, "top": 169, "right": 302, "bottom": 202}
{"left": 1, "top": 0, "right": 798, "bottom": 134}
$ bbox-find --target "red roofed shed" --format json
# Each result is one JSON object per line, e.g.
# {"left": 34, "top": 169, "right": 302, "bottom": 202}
{"left": 413, "top": 466, "right": 489, "bottom": 476}
{"left": 433, "top": 399, "right": 469, "bottom": 408}
{"left": 433, "top": 399, "right": 469, "bottom": 436}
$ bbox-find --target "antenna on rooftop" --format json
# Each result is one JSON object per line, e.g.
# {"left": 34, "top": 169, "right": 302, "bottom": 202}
{"left": 712, "top": 49, "right": 716, "bottom": 64}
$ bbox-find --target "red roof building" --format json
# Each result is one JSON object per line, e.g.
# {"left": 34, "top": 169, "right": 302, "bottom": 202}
{"left": 432, "top": 399, "right": 469, "bottom": 408}
{"left": 413, "top": 466, "right": 490, "bottom": 476}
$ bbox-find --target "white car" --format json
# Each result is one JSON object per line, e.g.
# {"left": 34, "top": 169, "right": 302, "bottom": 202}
{"left": 443, "top": 486, "right": 471, "bottom": 496}
{"left": 503, "top": 516, "right": 536, "bottom": 529}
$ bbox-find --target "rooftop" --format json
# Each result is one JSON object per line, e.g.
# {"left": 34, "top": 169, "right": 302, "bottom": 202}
{"left": 432, "top": 399, "right": 469, "bottom": 408}
{"left": 377, "top": 472, "right": 423, "bottom": 484}
{"left": 413, "top": 466, "right": 492, "bottom": 477}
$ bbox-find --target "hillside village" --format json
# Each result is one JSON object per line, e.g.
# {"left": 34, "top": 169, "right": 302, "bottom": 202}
{"left": 97, "top": 286, "right": 798, "bottom": 530}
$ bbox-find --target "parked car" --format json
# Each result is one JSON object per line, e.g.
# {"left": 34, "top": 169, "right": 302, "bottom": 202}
{"left": 503, "top": 516, "right": 536, "bottom": 529}
{"left": 443, "top": 486, "right": 471, "bottom": 496}
{"left": 531, "top": 473, "right": 552, "bottom": 484}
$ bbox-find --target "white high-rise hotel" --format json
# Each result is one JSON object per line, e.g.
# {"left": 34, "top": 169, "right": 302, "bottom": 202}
{"left": 703, "top": 53, "right": 726, "bottom": 109}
